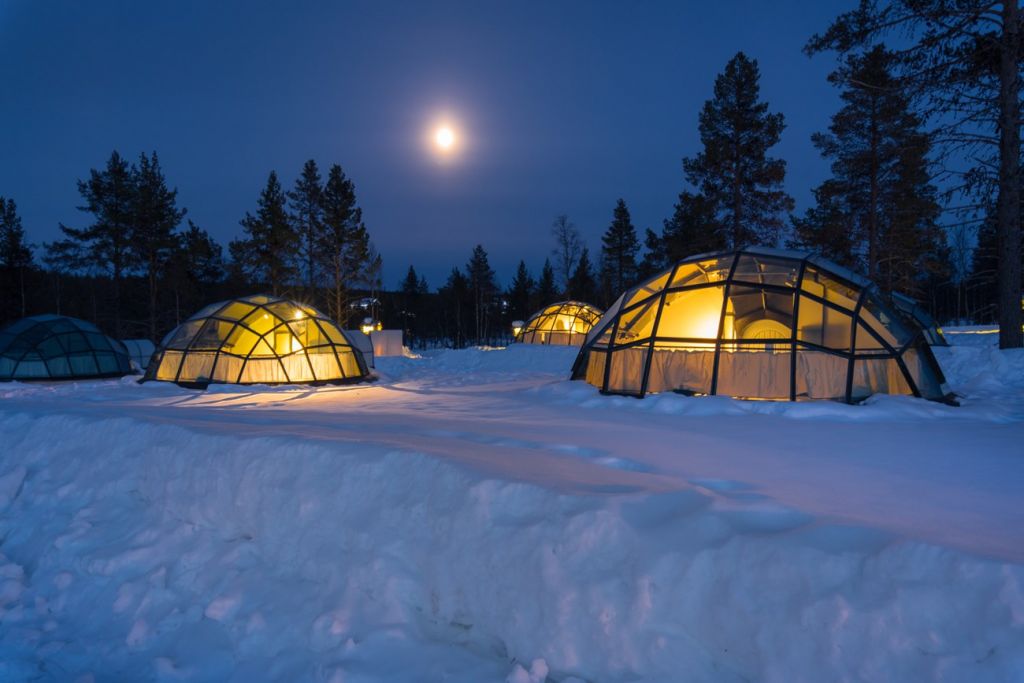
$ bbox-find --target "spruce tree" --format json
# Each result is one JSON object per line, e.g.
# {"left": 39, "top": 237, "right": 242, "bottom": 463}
{"left": 507, "top": 260, "right": 535, "bottom": 321}
{"left": 131, "top": 152, "right": 186, "bottom": 340}
{"left": 0, "top": 197, "right": 33, "bottom": 320}
{"left": 567, "top": 247, "right": 598, "bottom": 303}
{"left": 60, "top": 151, "right": 136, "bottom": 336}
{"left": 230, "top": 171, "right": 297, "bottom": 296}
{"left": 599, "top": 198, "right": 639, "bottom": 303}
{"left": 682, "top": 52, "right": 793, "bottom": 249}
{"left": 318, "top": 164, "right": 368, "bottom": 325}
{"left": 465, "top": 245, "right": 497, "bottom": 344}
{"left": 288, "top": 159, "right": 324, "bottom": 301}
{"left": 535, "top": 259, "right": 558, "bottom": 308}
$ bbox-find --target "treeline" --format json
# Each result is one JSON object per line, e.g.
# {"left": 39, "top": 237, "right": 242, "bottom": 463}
{"left": 2, "top": 1, "right": 1023, "bottom": 348}
{"left": 0, "top": 154, "right": 378, "bottom": 342}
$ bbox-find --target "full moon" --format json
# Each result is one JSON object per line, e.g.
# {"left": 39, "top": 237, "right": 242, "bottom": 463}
{"left": 435, "top": 127, "right": 455, "bottom": 150}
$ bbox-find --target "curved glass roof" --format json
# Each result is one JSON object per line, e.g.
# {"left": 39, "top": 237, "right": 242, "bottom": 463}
{"left": 144, "top": 294, "right": 369, "bottom": 387}
{"left": 0, "top": 314, "right": 131, "bottom": 381}
{"left": 570, "top": 248, "right": 952, "bottom": 403}
{"left": 516, "top": 301, "right": 603, "bottom": 346}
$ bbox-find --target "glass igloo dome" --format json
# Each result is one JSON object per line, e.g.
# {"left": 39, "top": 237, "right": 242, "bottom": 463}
{"left": 515, "top": 301, "right": 603, "bottom": 345}
{"left": 144, "top": 294, "right": 370, "bottom": 387}
{"left": 0, "top": 315, "right": 131, "bottom": 381}
{"left": 571, "top": 248, "right": 952, "bottom": 403}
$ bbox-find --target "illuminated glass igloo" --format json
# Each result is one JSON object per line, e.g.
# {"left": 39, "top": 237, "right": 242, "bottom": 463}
{"left": 570, "top": 248, "right": 952, "bottom": 403}
{"left": 0, "top": 314, "right": 131, "bottom": 381}
{"left": 516, "top": 301, "right": 604, "bottom": 345}
{"left": 144, "top": 295, "right": 369, "bottom": 387}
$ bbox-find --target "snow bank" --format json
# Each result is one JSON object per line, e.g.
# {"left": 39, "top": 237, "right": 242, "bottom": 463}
{"left": 0, "top": 410, "right": 1021, "bottom": 682}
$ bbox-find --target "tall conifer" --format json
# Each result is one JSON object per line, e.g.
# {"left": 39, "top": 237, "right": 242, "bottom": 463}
{"left": 682, "top": 52, "right": 793, "bottom": 249}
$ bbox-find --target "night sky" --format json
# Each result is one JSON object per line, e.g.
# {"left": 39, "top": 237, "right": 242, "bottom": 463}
{"left": 0, "top": 0, "right": 850, "bottom": 288}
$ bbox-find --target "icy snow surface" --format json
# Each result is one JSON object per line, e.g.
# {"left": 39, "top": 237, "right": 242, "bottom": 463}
{"left": 0, "top": 329, "right": 1022, "bottom": 682}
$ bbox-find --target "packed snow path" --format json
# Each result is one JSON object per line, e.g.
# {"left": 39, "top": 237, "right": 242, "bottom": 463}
{"left": 0, "top": 331, "right": 1022, "bottom": 681}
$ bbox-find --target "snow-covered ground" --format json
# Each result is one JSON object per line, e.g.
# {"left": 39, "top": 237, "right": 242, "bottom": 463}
{"left": 0, "top": 328, "right": 1022, "bottom": 682}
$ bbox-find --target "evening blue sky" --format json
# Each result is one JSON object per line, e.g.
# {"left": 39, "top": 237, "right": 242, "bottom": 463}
{"left": 0, "top": 0, "right": 851, "bottom": 287}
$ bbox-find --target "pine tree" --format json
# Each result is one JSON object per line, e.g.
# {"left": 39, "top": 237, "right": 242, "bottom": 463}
{"left": 507, "top": 260, "right": 535, "bottom": 321}
{"left": 0, "top": 197, "right": 33, "bottom": 320}
{"left": 41, "top": 239, "right": 82, "bottom": 316}
{"left": 465, "top": 245, "right": 497, "bottom": 344}
{"left": 439, "top": 267, "right": 471, "bottom": 348}
{"left": 567, "top": 247, "right": 598, "bottom": 303}
{"left": 132, "top": 152, "right": 186, "bottom": 340}
{"left": 535, "top": 259, "right": 558, "bottom": 309}
{"left": 230, "top": 171, "right": 297, "bottom": 296}
{"left": 789, "top": 180, "right": 857, "bottom": 268}
{"left": 550, "top": 214, "right": 582, "bottom": 293}
{"left": 660, "top": 191, "right": 726, "bottom": 261}
{"left": 318, "top": 164, "right": 369, "bottom": 325}
{"left": 682, "top": 52, "right": 794, "bottom": 249}
{"left": 797, "top": 46, "right": 944, "bottom": 297}
{"left": 808, "top": 1, "right": 1022, "bottom": 348}
{"left": 599, "top": 198, "right": 639, "bottom": 303}
{"left": 288, "top": 159, "right": 324, "bottom": 301}
{"left": 399, "top": 265, "right": 423, "bottom": 340}
{"left": 168, "top": 221, "right": 224, "bottom": 326}
{"left": 60, "top": 151, "right": 136, "bottom": 336}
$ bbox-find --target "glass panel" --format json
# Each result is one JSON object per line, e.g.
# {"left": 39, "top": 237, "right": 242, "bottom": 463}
{"left": 212, "top": 354, "right": 243, "bottom": 383}
{"left": 191, "top": 319, "right": 234, "bottom": 350}
{"left": 797, "top": 296, "right": 853, "bottom": 350}
{"left": 801, "top": 267, "right": 859, "bottom": 311}
{"left": 272, "top": 324, "right": 302, "bottom": 355}
{"left": 216, "top": 301, "right": 256, "bottom": 321}
{"left": 85, "top": 332, "right": 113, "bottom": 351}
{"left": 728, "top": 287, "right": 794, "bottom": 341}
{"left": 850, "top": 358, "right": 913, "bottom": 399}
{"left": 242, "top": 309, "right": 277, "bottom": 336}
{"left": 338, "top": 349, "right": 363, "bottom": 378}
{"left": 280, "top": 353, "right": 315, "bottom": 382}
{"left": 41, "top": 355, "right": 68, "bottom": 376}
{"left": 267, "top": 302, "right": 302, "bottom": 322}
{"left": 854, "top": 322, "right": 887, "bottom": 352}
{"left": 657, "top": 285, "right": 726, "bottom": 342}
{"left": 669, "top": 256, "right": 734, "bottom": 288}
{"left": 860, "top": 296, "right": 910, "bottom": 347}
{"left": 37, "top": 336, "right": 67, "bottom": 359}
{"left": 794, "top": 349, "right": 848, "bottom": 400}
{"left": 626, "top": 271, "right": 671, "bottom": 308}
{"left": 156, "top": 351, "right": 184, "bottom": 380}
{"left": 901, "top": 347, "right": 942, "bottom": 399}
{"left": 716, "top": 347, "right": 792, "bottom": 399}
{"left": 318, "top": 321, "right": 346, "bottom": 345}
{"left": 251, "top": 338, "right": 276, "bottom": 357}
{"left": 646, "top": 346, "right": 714, "bottom": 394}
{"left": 605, "top": 347, "right": 647, "bottom": 394}
{"left": 613, "top": 298, "right": 660, "bottom": 345}
{"left": 238, "top": 357, "right": 289, "bottom": 384}
{"left": 165, "top": 321, "right": 205, "bottom": 350}
{"left": 223, "top": 325, "right": 261, "bottom": 357}
{"left": 189, "top": 301, "right": 226, "bottom": 320}
{"left": 731, "top": 254, "right": 800, "bottom": 288}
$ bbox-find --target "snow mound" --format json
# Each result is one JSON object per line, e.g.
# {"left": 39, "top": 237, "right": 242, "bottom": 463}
{"left": 0, "top": 411, "right": 1021, "bottom": 682}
